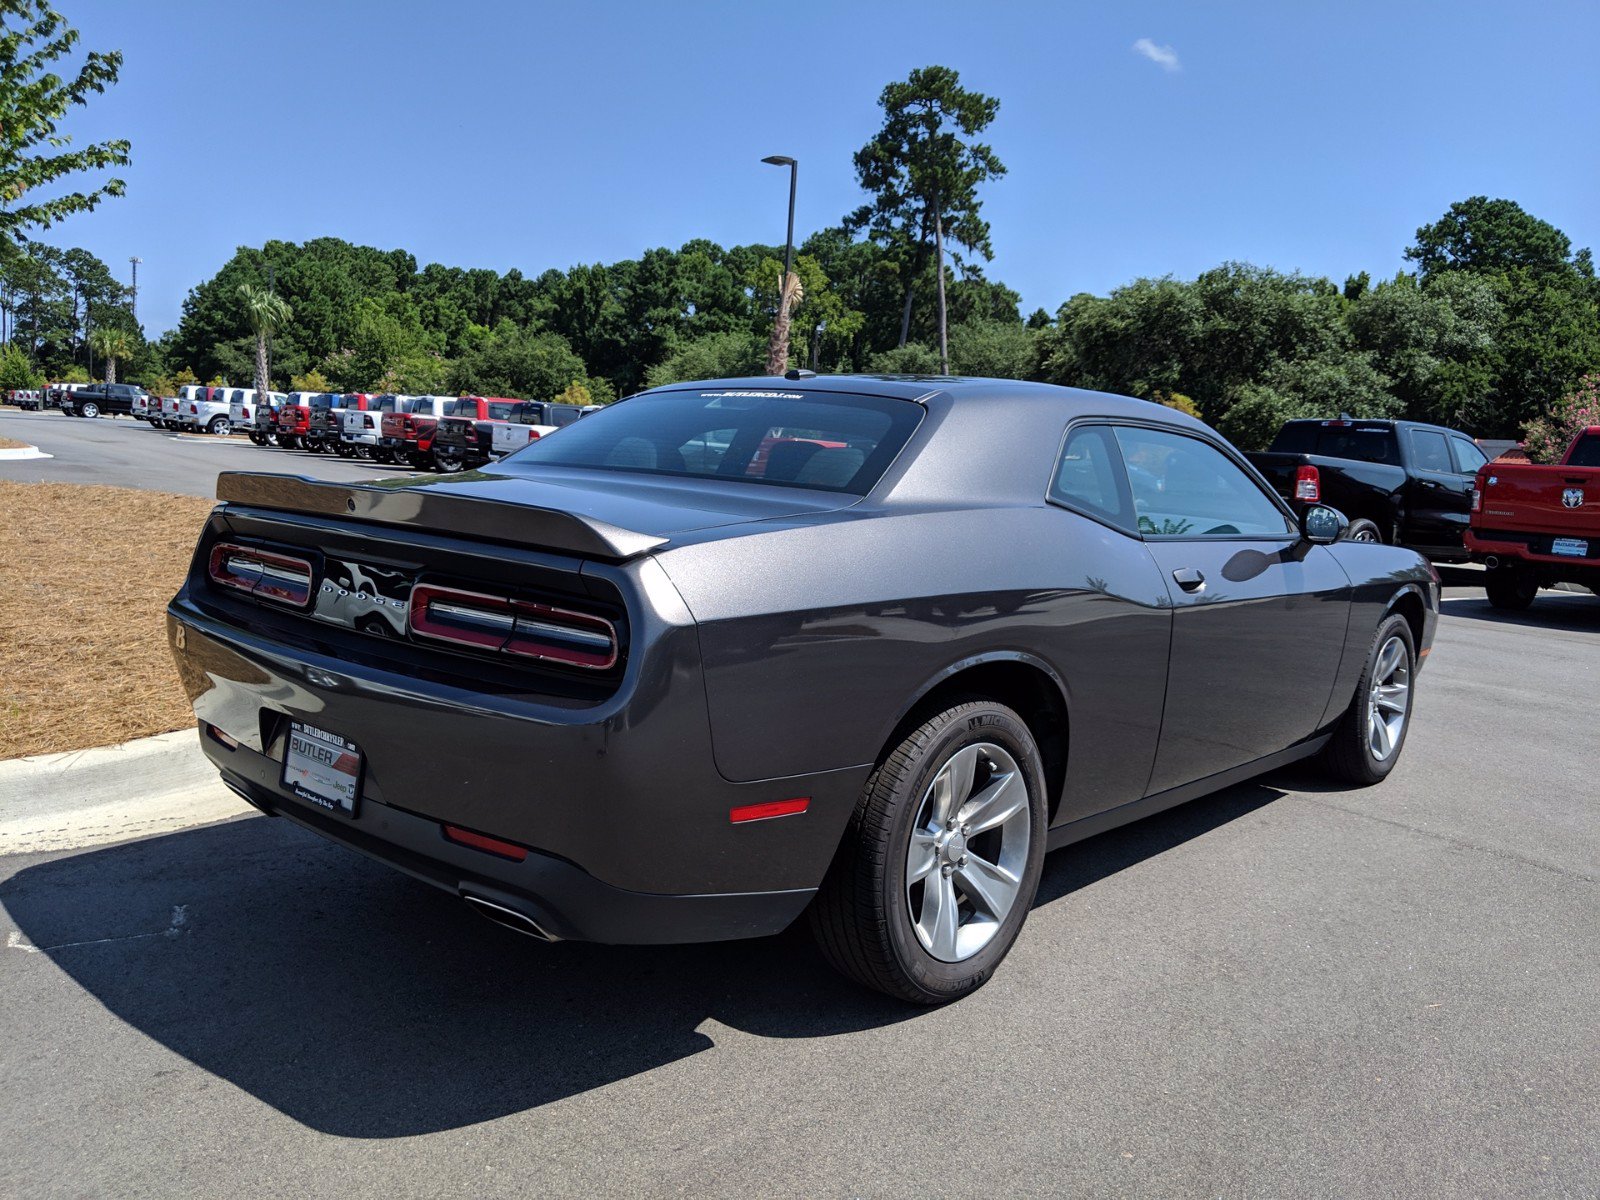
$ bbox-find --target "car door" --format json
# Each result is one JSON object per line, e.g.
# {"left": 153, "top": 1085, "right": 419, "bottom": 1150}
{"left": 1403, "top": 426, "right": 1473, "bottom": 551}
{"left": 1112, "top": 423, "right": 1353, "bottom": 795}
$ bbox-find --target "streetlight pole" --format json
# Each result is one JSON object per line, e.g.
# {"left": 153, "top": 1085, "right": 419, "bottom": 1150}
{"left": 761, "top": 155, "right": 797, "bottom": 304}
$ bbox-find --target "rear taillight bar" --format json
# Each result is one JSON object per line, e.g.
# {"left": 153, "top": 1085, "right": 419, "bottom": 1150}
{"left": 409, "top": 583, "right": 618, "bottom": 669}
{"left": 208, "top": 542, "right": 314, "bottom": 608}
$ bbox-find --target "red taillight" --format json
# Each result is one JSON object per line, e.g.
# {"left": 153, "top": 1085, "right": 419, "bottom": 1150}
{"left": 207, "top": 542, "right": 314, "bottom": 607}
{"left": 442, "top": 824, "right": 529, "bottom": 862}
{"left": 729, "top": 798, "right": 810, "bottom": 824}
{"left": 189, "top": 403, "right": 198, "bottom": 414}
{"left": 1294, "top": 464, "right": 1320, "bottom": 502}
{"left": 408, "top": 584, "right": 618, "bottom": 669}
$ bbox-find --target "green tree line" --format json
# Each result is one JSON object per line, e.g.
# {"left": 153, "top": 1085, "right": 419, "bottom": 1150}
{"left": 3, "top": 23, "right": 1596, "bottom": 448}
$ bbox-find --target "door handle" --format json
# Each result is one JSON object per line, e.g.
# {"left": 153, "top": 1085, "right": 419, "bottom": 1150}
{"left": 1172, "top": 567, "right": 1206, "bottom": 592}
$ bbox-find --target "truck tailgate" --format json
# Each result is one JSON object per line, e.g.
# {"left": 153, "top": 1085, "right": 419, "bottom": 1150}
{"left": 1477, "top": 465, "right": 1600, "bottom": 537}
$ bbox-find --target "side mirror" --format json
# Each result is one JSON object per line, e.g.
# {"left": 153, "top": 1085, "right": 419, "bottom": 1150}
{"left": 1299, "top": 504, "right": 1347, "bottom": 545}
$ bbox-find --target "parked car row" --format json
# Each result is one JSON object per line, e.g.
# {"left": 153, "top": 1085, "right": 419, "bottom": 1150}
{"left": 7, "top": 379, "right": 593, "bottom": 473}
{"left": 262, "top": 391, "right": 589, "bottom": 471}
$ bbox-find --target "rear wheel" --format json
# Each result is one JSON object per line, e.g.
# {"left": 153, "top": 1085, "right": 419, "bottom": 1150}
{"left": 1485, "top": 567, "right": 1537, "bottom": 611}
{"left": 334, "top": 440, "right": 355, "bottom": 458}
{"left": 810, "top": 700, "right": 1048, "bottom": 1004}
{"left": 207, "top": 416, "right": 231, "bottom": 436}
{"left": 275, "top": 433, "right": 298, "bottom": 450}
{"left": 1319, "top": 614, "right": 1415, "bottom": 785}
{"left": 1342, "top": 518, "right": 1384, "bottom": 543}
{"left": 79, "top": 401, "right": 99, "bottom": 419}
{"left": 372, "top": 448, "right": 395, "bottom": 465}
{"left": 434, "top": 445, "right": 466, "bottom": 473}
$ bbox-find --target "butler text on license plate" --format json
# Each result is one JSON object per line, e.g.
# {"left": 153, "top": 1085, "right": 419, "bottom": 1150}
{"left": 283, "top": 721, "right": 362, "bottom": 817}
{"left": 1551, "top": 537, "right": 1588, "bottom": 557}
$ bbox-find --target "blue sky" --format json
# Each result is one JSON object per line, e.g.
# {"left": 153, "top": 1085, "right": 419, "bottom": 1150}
{"left": 45, "top": 0, "right": 1600, "bottom": 337}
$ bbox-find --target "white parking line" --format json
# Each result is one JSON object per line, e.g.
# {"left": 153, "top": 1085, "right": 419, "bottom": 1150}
{"left": 6, "top": 905, "right": 187, "bottom": 954}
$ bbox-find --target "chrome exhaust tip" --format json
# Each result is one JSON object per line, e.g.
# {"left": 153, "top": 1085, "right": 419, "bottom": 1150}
{"left": 462, "top": 894, "right": 559, "bottom": 942}
{"left": 1484, "top": 556, "right": 1499, "bottom": 570}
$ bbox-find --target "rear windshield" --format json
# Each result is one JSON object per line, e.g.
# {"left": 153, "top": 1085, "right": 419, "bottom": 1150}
{"left": 502, "top": 387, "right": 922, "bottom": 494}
{"left": 1568, "top": 434, "right": 1600, "bottom": 468}
{"left": 369, "top": 395, "right": 401, "bottom": 413}
{"left": 1271, "top": 422, "right": 1400, "bottom": 465}
{"left": 310, "top": 393, "right": 339, "bottom": 409}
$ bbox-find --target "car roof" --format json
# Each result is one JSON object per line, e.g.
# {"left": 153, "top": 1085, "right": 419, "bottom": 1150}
{"left": 645, "top": 372, "right": 1190, "bottom": 418}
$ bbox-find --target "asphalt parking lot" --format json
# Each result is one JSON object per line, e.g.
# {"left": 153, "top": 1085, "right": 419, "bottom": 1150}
{"left": 0, "top": 408, "right": 416, "bottom": 497}
{"left": 2, "top": 581, "right": 1596, "bottom": 1197}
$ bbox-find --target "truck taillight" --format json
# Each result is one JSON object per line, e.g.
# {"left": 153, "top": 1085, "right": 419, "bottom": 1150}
{"left": 1294, "top": 464, "right": 1320, "bottom": 502}
{"left": 1471, "top": 485, "right": 1481, "bottom": 512}
{"left": 208, "top": 543, "right": 314, "bottom": 608}
{"left": 408, "top": 584, "right": 618, "bottom": 670}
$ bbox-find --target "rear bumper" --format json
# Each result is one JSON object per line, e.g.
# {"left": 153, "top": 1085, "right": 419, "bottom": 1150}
{"left": 1466, "top": 530, "right": 1600, "bottom": 581}
{"left": 166, "top": 579, "right": 868, "bottom": 942}
{"left": 209, "top": 736, "right": 814, "bottom": 944}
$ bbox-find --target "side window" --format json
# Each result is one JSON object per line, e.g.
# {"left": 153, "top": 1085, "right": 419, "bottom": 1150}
{"left": 1450, "top": 437, "right": 1488, "bottom": 474}
{"left": 1408, "top": 429, "right": 1452, "bottom": 473}
{"left": 1048, "top": 425, "right": 1135, "bottom": 533}
{"left": 1113, "top": 426, "right": 1294, "bottom": 539}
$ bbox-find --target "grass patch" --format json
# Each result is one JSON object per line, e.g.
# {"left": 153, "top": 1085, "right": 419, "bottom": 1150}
{"left": 0, "top": 482, "right": 216, "bottom": 758}
{"left": 0, "top": 436, "right": 29, "bottom": 450}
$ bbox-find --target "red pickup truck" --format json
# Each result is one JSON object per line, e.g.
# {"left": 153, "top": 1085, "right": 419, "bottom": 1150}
{"left": 1467, "top": 427, "right": 1600, "bottom": 609}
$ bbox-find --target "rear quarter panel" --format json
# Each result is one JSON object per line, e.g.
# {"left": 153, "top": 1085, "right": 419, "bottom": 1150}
{"left": 656, "top": 504, "right": 1174, "bottom": 821}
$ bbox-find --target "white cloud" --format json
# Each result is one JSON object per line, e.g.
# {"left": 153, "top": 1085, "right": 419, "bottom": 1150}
{"left": 1132, "top": 38, "right": 1181, "bottom": 72}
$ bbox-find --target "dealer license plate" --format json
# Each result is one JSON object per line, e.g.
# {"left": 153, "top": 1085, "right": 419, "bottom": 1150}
{"left": 1551, "top": 537, "right": 1588, "bottom": 558}
{"left": 282, "top": 721, "right": 363, "bottom": 817}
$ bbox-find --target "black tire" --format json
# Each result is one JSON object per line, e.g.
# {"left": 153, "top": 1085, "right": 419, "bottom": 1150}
{"left": 1342, "top": 518, "right": 1384, "bottom": 544}
{"left": 207, "top": 416, "right": 231, "bottom": 436}
{"left": 434, "top": 446, "right": 465, "bottom": 473}
{"left": 1319, "top": 613, "right": 1416, "bottom": 786}
{"left": 275, "top": 433, "right": 298, "bottom": 450}
{"left": 372, "top": 448, "right": 395, "bottom": 465}
{"left": 79, "top": 402, "right": 99, "bottom": 419}
{"left": 1485, "top": 567, "right": 1537, "bottom": 611}
{"left": 334, "top": 441, "right": 355, "bottom": 458}
{"left": 810, "top": 700, "right": 1048, "bottom": 1004}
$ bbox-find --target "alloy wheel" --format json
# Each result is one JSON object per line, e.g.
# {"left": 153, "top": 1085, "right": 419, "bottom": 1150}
{"left": 905, "top": 742, "right": 1032, "bottom": 963}
{"left": 1366, "top": 635, "right": 1410, "bottom": 761}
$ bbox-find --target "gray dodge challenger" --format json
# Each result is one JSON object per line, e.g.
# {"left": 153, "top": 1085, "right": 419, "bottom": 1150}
{"left": 168, "top": 374, "right": 1438, "bottom": 1002}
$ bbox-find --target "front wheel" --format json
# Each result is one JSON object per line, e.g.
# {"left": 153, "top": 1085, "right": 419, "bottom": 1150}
{"left": 810, "top": 700, "right": 1048, "bottom": 1004}
{"left": 1342, "top": 518, "right": 1384, "bottom": 543}
{"left": 1319, "top": 613, "right": 1416, "bottom": 785}
{"left": 1485, "top": 567, "right": 1537, "bottom": 611}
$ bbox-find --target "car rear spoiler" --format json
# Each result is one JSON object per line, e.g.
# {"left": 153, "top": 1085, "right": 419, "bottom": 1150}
{"left": 215, "top": 471, "right": 668, "bottom": 562}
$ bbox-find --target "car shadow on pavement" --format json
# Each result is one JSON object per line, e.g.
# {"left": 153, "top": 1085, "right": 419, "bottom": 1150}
{"left": 4, "top": 777, "right": 1288, "bottom": 1138}
{"left": 1439, "top": 591, "right": 1600, "bottom": 631}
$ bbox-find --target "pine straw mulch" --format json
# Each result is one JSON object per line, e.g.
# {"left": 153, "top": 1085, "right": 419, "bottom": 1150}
{"left": 0, "top": 437, "right": 29, "bottom": 450}
{"left": 0, "top": 482, "right": 217, "bottom": 758}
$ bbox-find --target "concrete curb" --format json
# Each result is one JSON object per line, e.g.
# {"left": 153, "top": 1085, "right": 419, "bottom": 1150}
{"left": 0, "top": 445, "right": 52, "bottom": 460}
{"left": 0, "top": 730, "right": 251, "bottom": 855}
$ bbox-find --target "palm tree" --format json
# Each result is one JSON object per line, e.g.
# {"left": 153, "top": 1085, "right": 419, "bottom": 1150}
{"left": 764, "top": 271, "right": 805, "bottom": 376}
{"left": 237, "top": 283, "right": 292, "bottom": 399}
{"left": 89, "top": 327, "right": 132, "bottom": 383}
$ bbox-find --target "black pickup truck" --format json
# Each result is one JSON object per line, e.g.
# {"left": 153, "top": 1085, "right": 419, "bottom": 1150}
{"left": 1245, "top": 418, "right": 1489, "bottom": 561}
{"left": 60, "top": 381, "right": 149, "bottom": 419}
